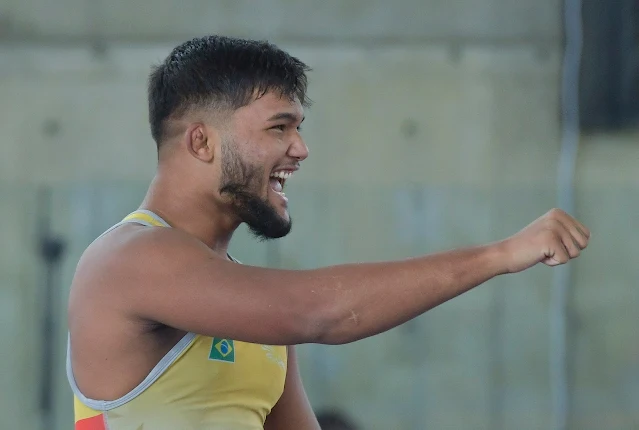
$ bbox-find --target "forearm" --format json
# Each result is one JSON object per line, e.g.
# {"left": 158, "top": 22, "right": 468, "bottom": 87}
{"left": 296, "top": 243, "right": 506, "bottom": 344}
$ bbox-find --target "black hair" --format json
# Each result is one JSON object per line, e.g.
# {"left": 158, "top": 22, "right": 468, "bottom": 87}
{"left": 148, "top": 35, "right": 311, "bottom": 149}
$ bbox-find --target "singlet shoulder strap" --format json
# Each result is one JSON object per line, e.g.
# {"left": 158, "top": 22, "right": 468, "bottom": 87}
{"left": 67, "top": 331, "right": 197, "bottom": 411}
{"left": 124, "top": 210, "right": 240, "bottom": 263}
{"left": 92, "top": 209, "right": 170, "bottom": 242}
{"left": 122, "top": 209, "right": 170, "bottom": 227}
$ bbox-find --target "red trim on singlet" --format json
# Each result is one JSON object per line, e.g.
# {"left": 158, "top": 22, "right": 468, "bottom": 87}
{"left": 76, "top": 414, "right": 106, "bottom": 430}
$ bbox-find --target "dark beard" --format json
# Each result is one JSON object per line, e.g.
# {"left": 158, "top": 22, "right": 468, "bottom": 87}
{"left": 219, "top": 140, "right": 292, "bottom": 240}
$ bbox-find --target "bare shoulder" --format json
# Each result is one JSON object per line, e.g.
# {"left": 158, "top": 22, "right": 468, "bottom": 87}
{"left": 68, "top": 224, "right": 217, "bottom": 323}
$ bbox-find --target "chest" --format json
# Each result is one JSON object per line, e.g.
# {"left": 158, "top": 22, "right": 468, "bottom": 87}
{"left": 170, "top": 335, "right": 288, "bottom": 405}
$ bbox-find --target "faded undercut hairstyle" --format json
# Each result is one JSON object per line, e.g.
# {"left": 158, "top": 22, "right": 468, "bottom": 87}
{"left": 147, "top": 35, "right": 312, "bottom": 150}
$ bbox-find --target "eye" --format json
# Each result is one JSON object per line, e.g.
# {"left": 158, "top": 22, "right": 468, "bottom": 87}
{"left": 270, "top": 124, "right": 303, "bottom": 133}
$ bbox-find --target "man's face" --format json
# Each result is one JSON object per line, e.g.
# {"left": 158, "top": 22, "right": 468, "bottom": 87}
{"left": 217, "top": 92, "right": 308, "bottom": 240}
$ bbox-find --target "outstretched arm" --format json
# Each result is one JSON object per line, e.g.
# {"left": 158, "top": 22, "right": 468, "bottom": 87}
{"left": 73, "top": 209, "right": 589, "bottom": 346}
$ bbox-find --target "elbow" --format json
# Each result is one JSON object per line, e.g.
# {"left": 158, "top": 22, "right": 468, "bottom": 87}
{"left": 295, "top": 297, "right": 358, "bottom": 345}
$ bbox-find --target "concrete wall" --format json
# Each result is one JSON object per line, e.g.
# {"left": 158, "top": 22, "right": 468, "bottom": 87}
{"left": 1, "top": 0, "right": 560, "bottom": 42}
{"left": 0, "top": 1, "right": 637, "bottom": 430}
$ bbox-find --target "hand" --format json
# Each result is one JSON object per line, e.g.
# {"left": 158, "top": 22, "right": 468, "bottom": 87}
{"left": 497, "top": 209, "right": 590, "bottom": 274}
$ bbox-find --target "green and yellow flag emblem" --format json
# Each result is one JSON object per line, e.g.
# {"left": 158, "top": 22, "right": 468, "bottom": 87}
{"left": 209, "top": 338, "right": 235, "bottom": 363}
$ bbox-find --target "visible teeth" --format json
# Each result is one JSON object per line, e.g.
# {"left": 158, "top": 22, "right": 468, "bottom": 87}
{"left": 270, "top": 171, "right": 293, "bottom": 179}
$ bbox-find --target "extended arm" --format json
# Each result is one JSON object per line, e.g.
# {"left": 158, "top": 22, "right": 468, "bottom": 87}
{"left": 76, "top": 209, "right": 588, "bottom": 346}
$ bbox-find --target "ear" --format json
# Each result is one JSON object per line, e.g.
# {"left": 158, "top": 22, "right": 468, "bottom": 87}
{"left": 185, "top": 123, "right": 219, "bottom": 162}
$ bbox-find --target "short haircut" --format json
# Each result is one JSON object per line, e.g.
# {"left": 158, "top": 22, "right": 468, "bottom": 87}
{"left": 148, "top": 35, "right": 311, "bottom": 149}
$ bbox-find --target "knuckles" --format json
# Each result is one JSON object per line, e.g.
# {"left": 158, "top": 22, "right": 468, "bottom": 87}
{"left": 544, "top": 218, "right": 564, "bottom": 231}
{"left": 546, "top": 208, "right": 569, "bottom": 220}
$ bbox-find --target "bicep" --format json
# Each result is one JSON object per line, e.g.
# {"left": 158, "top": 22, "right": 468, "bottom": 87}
{"left": 116, "top": 229, "right": 318, "bottom": 345}
{"left": 265, "top": 346, "right": 320, "bottom": 430}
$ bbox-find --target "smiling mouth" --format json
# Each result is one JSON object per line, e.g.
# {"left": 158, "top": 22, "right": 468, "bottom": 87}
{"left": 269, "top": 170, "right": 293, "bottom": 198}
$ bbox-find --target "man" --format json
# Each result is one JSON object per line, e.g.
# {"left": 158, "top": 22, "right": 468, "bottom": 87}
{"left": 66, "top": 35, "right": 590, "bottom": 430}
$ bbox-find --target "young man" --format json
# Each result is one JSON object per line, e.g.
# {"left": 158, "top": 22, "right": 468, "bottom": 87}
{"left": 66, "top": 35, "right": 590, "bottom": 430}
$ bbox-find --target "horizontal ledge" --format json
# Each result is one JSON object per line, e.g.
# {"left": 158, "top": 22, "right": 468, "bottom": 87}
{"left": 0, "top": 33, "right": 561, "bottom": 49}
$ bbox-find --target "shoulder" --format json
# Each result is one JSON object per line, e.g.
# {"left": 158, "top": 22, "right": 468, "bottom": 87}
{"left": 79, "top": 224, "right": 214, "bottom": 279}
{"left": 68, "top": 224, "right": 218, "bottom": 316}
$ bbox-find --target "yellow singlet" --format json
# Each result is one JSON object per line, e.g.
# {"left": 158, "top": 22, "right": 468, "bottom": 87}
{"left": 67, "top": 210, "right": 288, "bottom": 430}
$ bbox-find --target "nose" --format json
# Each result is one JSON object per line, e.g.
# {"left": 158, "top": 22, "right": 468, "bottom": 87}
{"left": 287, "top": 135, "right": 309, "bottom": 162}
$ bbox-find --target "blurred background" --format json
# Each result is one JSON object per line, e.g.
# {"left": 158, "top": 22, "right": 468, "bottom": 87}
{"left": 0, "top": 1, "right": 638, "bottom": 429}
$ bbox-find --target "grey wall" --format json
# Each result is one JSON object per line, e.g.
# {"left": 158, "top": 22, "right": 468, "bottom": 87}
{"left": 0, "top": 1, "right": 637, "bottom": 430}
{"left": 1, "top": 0, "right": 560, "bottom": 42}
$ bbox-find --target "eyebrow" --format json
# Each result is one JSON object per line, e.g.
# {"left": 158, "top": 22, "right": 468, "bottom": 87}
{"left": 266, "top": 112, "right": 305, "bottom": 124}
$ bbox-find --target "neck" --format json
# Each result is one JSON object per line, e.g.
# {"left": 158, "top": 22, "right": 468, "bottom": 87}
{"left": 139, "top": 171, "right": 239, "bottom": 259}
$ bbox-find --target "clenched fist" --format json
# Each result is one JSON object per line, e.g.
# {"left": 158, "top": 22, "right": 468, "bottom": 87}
{"left": 497, "top": 209, "right": 590, "bottom": 273}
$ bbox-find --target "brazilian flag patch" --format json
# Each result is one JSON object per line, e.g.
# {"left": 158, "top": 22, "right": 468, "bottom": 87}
{"left": 209, "top": 338, "right": 235, "bottom": 363}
